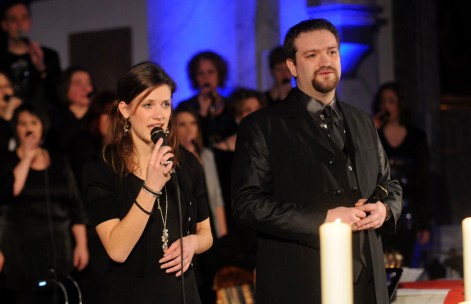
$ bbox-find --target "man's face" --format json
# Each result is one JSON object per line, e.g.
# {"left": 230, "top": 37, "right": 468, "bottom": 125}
{"left": 1, "top": 4, "right": 32, "bottom": 40}
{"left": 286, "top": 30, "right": 341, "bottom": 98}
{"left": 196, "top": 59, "right": 219, "bottom": 93}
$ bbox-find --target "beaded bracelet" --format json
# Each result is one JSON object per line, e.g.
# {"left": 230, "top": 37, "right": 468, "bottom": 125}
{"left": 142, "top": 182, "right": 162, "bottom": 197}
{"left": 133, "top": 199, "right": 154, "bottom": 215}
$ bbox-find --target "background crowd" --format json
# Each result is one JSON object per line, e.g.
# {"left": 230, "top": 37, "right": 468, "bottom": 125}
{"left": 0, "top": 1, "right": 435, "bottom": 303}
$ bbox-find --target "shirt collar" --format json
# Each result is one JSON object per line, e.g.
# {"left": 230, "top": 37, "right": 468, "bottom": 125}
{"left": 305, "top": 96, "right": 341, "bottom": 118}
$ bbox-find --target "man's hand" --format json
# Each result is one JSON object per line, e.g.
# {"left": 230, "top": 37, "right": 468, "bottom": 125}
{"left": 325, "top": 206, "right": 367, "bottom": 230}
{"left": 354, "top": 199, "right": 387, "bottom": 230}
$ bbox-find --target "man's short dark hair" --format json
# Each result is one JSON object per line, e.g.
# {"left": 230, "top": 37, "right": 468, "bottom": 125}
{"left": 283, "top": 18, "right": 340, "bottom": 63}
{"left": 1, "top": 0, "right": 31, "bottom": 21}
{"left": 187, "top": 51, "right": 228, "bottom": 90}
{"left": 268, "top": 46, "right": 286, "bottom": 70}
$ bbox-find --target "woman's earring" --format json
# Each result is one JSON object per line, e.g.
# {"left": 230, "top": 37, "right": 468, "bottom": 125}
{"left": 123, "top": 119, "right": 130, "bottom": 135}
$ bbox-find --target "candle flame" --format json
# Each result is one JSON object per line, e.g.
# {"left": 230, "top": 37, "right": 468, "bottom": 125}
{"left": 334, "top": 218, "right": 341, "bottom": 224}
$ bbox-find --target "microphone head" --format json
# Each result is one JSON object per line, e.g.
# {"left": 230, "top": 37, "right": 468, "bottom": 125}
{"left": 150, "top": 127, "right": 167, "bottom": 145}
{"left": 18, "top": 30, "right": 30, "bottom": 44}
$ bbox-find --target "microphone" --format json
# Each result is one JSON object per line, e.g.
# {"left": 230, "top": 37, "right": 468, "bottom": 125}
{"left": 202, "top": 83, "right": 217, "bottom": 113}
{"left": 366, "top": 185, "right": 388, "bottom": 203}
{"left": 19, "top": 30, "right": 30, "bottom": 45}
{"left": 151, "top": 127, "right": 168, "bottom": 145}
{"left": 150, "top": 127, "right": 173, "bottom": 168}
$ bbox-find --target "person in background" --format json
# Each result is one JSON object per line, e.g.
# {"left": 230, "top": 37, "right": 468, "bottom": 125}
{"left": 231, "top": 19, "right": 402, "bottom": 304}
{"left": 0, "top": 70, "right": 22, "bottom": 153}
{"left": 264, "top": 46, "right": 292, "bottom": 106}
{"left": 77, "top": 90, "right": 117, "bottom": 304}
{"left": 214, "top": 88, "right": 266, "bottom": 153}
{"left": 213, "top": 88, "right": 265, "bottom": 233}
{"left": 196, "top": 88, "right": 264, "bottom": 303}
{"left": 0, "top": 104, "right": 88, "bottom": 303}
{"left": 0, "top": 0, "right": 62, "bottom": 108}
{"left": 174, "top": 109, "right": 227, "bottom": 239}
{"left": 46, "top": 66, "right": 95, "bottom": 188}
{"left": 177, "top": 51, "right": 237, "bottom": 146}
{"left": 372, "top": 82, "right": 431, "bottom": 267}
{"left": 82, "top": 62, "right": 212, "bottom": 304}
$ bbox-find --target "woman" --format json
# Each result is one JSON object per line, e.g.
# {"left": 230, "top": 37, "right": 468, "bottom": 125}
{"left": 264, "top": 46, "right": 292, "bottom": 106}
{"left": 82, "top": 62, "right": 212, "bottom": 303}
{"left": 177, "top": 51, "right": 237, "bottom": 146}
{"left": 372, "top": 82, "right": 431, "bottom": 267}
{"left": 174, "top": 109, "right": 227, "bottom": 238}
{"left": 0, "top": 104, "right": 88, "bottom": 302}
{"left": 0, "top": 70, "right": 22, "bottom": 153}
{"left": 46, "top": 66, "right": 95, "bottom": 187}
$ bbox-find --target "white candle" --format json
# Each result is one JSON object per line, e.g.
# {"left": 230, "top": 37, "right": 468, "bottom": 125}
{"left": 320, "top": 219, "right": 353, "bottom": 304}
{"left": 463, "top": 218, "right": 471, "bottom": 301}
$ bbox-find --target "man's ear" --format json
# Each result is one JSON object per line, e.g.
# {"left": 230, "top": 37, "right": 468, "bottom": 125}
{"left": 286, "top": 58, "right": 297, "bottom": 78}
{"left": 118, "top": 101, "right": 130, "bottom": 119}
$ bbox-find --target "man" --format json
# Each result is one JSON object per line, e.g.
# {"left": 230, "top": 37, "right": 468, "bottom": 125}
{"left": 231, "top": 19, "right": 402, "bottom": 304}
{"left": 1, "top": 0, "right": 61, "bottom": 108}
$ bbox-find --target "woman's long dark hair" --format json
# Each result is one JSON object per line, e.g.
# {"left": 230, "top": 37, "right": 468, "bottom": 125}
{"left": 104, "top": 61, "right": 179, "bottom": 176}
{"left": 372, "top": 82, "right": 410, "bottom": 125}
{"left": 58, "top": 66, "right": 95, "bottom": 105}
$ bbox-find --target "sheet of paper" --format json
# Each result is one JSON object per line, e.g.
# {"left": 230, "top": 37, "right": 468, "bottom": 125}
{"left": 399, "top": 267, "right": 424, "bottom": 282}
{"left": 392, "top": 289, "right": 450, "bottom": 304}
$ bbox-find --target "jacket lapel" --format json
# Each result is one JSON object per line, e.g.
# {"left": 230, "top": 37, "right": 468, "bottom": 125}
{"left": 337, "top": 101, "right": 358, "bottom": 157}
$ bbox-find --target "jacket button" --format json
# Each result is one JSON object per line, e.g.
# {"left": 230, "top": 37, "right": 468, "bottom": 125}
{"left": 352, "top": 186, "right": 358, "bottom": 192}
{"left": 348, "top": 165, "right": 353, "bottom": 171}
{"left": 329, "top": 159, "right": 335, "bottom": 165}
{"left": 334, "top": 189, "right": 342, "bottom": 196}
{"left": 189, "top": 201, "right": 192, "bottom": 206}
{"left": 188, "top": 217, "right": 191, "bottom": 222}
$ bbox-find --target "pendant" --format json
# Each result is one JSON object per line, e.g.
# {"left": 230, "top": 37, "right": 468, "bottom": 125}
{"left": 162, "top": 228, "right": 169, "bottom": 251}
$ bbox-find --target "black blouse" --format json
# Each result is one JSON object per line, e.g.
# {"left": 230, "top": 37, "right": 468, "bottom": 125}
{"left": 82, "top": 147, "right": 210, "bottom": 277}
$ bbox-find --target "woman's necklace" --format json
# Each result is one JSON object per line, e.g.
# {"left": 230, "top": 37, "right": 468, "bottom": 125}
{"left": 157, "top": 185, "right": 169, "bottom": 252}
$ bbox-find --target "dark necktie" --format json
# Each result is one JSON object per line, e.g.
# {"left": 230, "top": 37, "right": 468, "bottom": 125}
{"left": 322, "top": 105, "right": 345, "bottom": 151}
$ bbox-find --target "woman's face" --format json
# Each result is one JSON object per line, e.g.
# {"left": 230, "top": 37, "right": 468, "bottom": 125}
{"left": 0, "top": 73, "right": 14, "bottom": 102}
{"left": 237, "top": 97, "right": 262, "bottom": 122}
{"left": 380, "top": 89, "right": 399, "bottom": 119}
{"left": 16, "top": 111, "right": 43, "bottom": 146}
{"left": 196, "top": 59, "right": 218, "bottom": 92}
{"left": 119, "top": 84, "right": 172, "bottom": 145}
{"left": 175, "top": 112, "right": 199, "bottom": 145}
{"left": 67, "top": 71, "right": 93, "bottom": 106}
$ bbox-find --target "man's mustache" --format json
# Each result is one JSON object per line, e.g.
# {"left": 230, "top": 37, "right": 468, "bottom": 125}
{"left": 315, "top": 67, "right": 337, "bottom": 76}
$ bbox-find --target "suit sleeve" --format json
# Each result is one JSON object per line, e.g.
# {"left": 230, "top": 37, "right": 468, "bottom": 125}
{"left": 231, "top": 116, "right": 324, "bottom": 248}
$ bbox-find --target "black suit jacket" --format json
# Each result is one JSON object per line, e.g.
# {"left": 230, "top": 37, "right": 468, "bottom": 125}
{"left": 231, "top": 88, "right": 402, "bottom": 304}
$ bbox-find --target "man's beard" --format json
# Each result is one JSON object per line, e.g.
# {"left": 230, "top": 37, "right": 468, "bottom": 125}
{"left": 312, "top": 68, "right": 339, "bottom": 93}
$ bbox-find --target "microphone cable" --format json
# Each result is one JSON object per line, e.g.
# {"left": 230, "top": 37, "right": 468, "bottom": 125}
{"left": 44, "top": 168, "right": 62, "bottom": 304}
{"left": 172, "top": 172, "right": 187, "bottom": 304}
